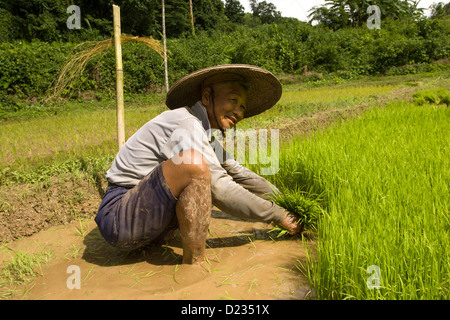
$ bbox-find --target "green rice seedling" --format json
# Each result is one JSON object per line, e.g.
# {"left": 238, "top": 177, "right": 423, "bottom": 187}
{"left": 238, "top": 264, "right": 263, "bottom": 279}
{"left": 280, "top": 85, "right": 397, "bottom": 105}
{"left": 248, "top": 278, "right": 258, "bottom": 293}
{"left": 276, "top": 101, "right": 449, "bottom": 299}
{"left": 247, "top": 236, "right": 256, "bottom": 249}
{"left": 218, "top": 289, "right": 235, "bottom": 300}
{"left": 413, "top": 90, "right": 438, "bottom": 105}
{"left": 81, "top": 266, "right": 95, "bottom": 285}
{"left": 173, "top": 264, "right": 180, "bottom": 284}
{"left": 236, "top": 83, "right": 398, "bottom": 131}
{"left": 75, "top": 219, "right": 90, "bottom": 238}
{"left": 0, "top": 246, "right": 52, "bottom": 285}
{"left": 436, "top": 88, "right": 450, "bottom": 106}
{"left": 205, "top": 242, "right": 221, "bottom": 263}
{"left": 64, "top": 244, "right": 81, "bottom": 260}
{"left": 118, "top": 264, "right": 161, "bottom": 288}
{"left": 269, "top": 189, "right": 323, "bottom": 237}
{"left": 0, "top": 200, "right": 13, "bottom": 214}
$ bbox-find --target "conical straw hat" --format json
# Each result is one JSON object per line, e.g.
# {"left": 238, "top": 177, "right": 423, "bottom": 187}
{"left": 165, "top": 64, "right": 282, "bottom": 118}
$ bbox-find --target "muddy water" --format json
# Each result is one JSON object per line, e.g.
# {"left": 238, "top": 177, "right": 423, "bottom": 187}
{"left": 1, "top": 210, "right": 314, "bottom": 300}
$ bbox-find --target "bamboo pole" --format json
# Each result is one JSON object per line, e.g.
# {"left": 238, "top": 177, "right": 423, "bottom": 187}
{"left": 113, "top": 4, "right": 125, "bottom": 150}
{"left": 162, "top": 0, "right": 169, "bottom": 92}
{"left": 189, "top": 0, "right": 195, "bottom": 35}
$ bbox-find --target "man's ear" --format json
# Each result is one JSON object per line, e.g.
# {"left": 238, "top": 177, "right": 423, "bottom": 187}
{"left": 201, "top": 87, "right": 212, "bottom": 107}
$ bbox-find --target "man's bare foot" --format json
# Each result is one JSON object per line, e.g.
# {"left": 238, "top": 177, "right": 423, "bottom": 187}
{"left": 182, "top": 242, "right": 205, "bottom": 264}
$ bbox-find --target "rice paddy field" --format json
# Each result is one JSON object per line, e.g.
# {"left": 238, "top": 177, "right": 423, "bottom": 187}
{"left": 0, "top": 74, "right": 409, "bottom": 171}
{"left": 266, "top": 100, "right": 449, "bottom": 299}
{"left": 0, "top": 71, "right": 449, "bottom": 300}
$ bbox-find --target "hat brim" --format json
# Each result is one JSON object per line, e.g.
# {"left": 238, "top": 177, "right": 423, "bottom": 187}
{"left": 165, "top": 64, "right": 282, "bottom": 118}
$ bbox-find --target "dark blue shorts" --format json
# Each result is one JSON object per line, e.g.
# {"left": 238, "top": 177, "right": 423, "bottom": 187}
{"left": 95, "top": 163, "right": 178, "bottom": 250}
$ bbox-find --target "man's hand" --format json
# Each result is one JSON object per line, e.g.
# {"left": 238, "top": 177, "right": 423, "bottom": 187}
{"left": 279, "top": 211, "right": 303, "bottom": 235}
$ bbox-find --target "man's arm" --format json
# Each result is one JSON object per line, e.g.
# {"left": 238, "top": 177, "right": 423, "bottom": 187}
{"left": 217, "top": 144, "right": 302, "bottom": 235}
{"left": 221, "top": 158, "right": 279, "bottom": 200}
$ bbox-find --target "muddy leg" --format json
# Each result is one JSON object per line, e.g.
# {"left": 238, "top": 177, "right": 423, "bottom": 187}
{"left": 162, "top": 150, "right": 211, "bottom": 264}
{"left": 176, "top": 177, "right": 211, "bottom": 264}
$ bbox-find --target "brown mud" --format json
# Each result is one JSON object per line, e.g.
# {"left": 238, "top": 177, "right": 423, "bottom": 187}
{"left": 0, "top": 209, "right": 315, "bottom": 300}
{"left": 0, "top": 176, "right": 103, "bottom": 243}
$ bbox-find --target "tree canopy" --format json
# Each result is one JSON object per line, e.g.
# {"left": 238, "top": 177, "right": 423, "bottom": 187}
{"left": 308, "top": 0, "right": 425, "bottom": 29}
{"left": 430, "top": 1, "right": 450, "bottom": 19}
{"left": 0, "top": 0, "right": 446, "bottom": 42}
{"left": 249, "top": 0, "right": 281, "bottom": 24}
{"left": 225, "top": 0, "right": 245, "bottom": 24}
{"left": 0, "top": 0, "right": 233, "bottom": 41}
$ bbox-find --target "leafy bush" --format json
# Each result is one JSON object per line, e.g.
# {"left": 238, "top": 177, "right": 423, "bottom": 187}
{"left": 0, "top": 41, "right": 75, "bottom": 97}
{"left": 0, "top": 17, "right": 448, "bottom": 105}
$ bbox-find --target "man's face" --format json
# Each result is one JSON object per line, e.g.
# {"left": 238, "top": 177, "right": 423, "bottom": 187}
{"left": 202, "top": 82, "right": 248, "bottom": 130}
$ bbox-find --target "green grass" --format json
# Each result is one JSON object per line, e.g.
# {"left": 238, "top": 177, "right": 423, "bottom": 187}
{"left": 0, "top": 78, "right": 403, "bottom": 184}
{"left": 265, "top": 101, "right": 449, "bottom": 299}
{"left": 0, "top": 244, "right": 53, "bottom": 298}
{"left": 0, "top": 93, "right": 166, "bottom": 171}
{"left": 0, "top": 107, "right": 158, "bottom": 170}
{"left": 413, "top": 88, "right": 450, "bottom": 106}
{"left": 239, "top": 83, "right": 399, "bottom": 129}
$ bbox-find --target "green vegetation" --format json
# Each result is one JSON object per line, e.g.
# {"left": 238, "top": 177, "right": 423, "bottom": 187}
{"left": 1, "top": 18, "right": 448, "bottom": 101}
{"left": 1, "top": 0, "right": 449, "bottom": 300}
{"left": 0, "top": 77, "right": 411, "bottom": 178}
{"left": 263, "top": 99, "right": 449, "bottom": 299}
{"left": 271, "top": 189, "right": 323, "bottom": 236}
{"left": 0, "top": 245, "right": 52, "bottom": 286}
{"left": 309, "top": 0, "right": 425, "bottom": 29}
{"left": 1, "top": 1, "right": 448, "bottom": 117}
{"left": 0, "top": 71, "right": 448, "bottom": 300}
{"left": 413, "top": 88, "right": 450, "bottom": 106}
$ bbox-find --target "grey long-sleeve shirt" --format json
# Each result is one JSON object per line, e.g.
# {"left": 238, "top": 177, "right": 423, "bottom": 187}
{"left": 105, "top": 101, "right": 286, "bottom": 224}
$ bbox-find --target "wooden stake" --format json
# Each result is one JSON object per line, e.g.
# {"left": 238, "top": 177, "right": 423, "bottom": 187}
{"left": 162, "top": 0, "right": 169, "bottom": 92}
{"left": 113, "top": 4, "right": 125, "bottom": 150}
{"left": 189, "top": 0, "right": 195, "bottom": 35}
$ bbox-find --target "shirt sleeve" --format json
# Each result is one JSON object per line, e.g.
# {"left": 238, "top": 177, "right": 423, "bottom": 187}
{"left": 211, "top": 157, "right": 286, "bottom": 223}
{"left": 221, "top": 158, "right": 281, "bottom": 200}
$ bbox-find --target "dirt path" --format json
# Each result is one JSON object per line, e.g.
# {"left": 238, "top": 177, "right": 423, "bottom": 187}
{"left": 1, "top": 209, "right": 314, "bottom": 300}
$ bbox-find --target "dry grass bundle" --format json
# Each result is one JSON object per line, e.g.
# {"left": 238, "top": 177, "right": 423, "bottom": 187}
{"left": 44, "top": 36, "right": 164, "bottom": 104}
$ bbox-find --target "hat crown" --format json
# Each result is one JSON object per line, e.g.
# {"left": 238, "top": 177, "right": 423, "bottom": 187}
{"left": 165, "top": 64, "right": 282, "bottom": 119}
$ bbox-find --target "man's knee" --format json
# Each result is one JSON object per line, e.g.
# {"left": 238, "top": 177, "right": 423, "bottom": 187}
{"left": 175, "top": 150, "right": 210, "bottom": 179}
{"left": 163, "top": 149, "right": 211, "bottom": 198}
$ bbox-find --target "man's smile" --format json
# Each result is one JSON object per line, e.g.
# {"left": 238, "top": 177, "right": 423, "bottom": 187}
{"left": 225, "top": 115, "right": 237, "bottom": 126}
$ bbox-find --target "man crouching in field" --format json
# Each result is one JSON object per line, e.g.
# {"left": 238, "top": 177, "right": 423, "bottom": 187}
{"left": 95, "top": 64, "right": 302, "bottom": 264}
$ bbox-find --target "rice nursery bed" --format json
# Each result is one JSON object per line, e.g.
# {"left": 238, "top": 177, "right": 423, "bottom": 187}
{"left": 258, "top": 100, "right": 449, "bottom": 299}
